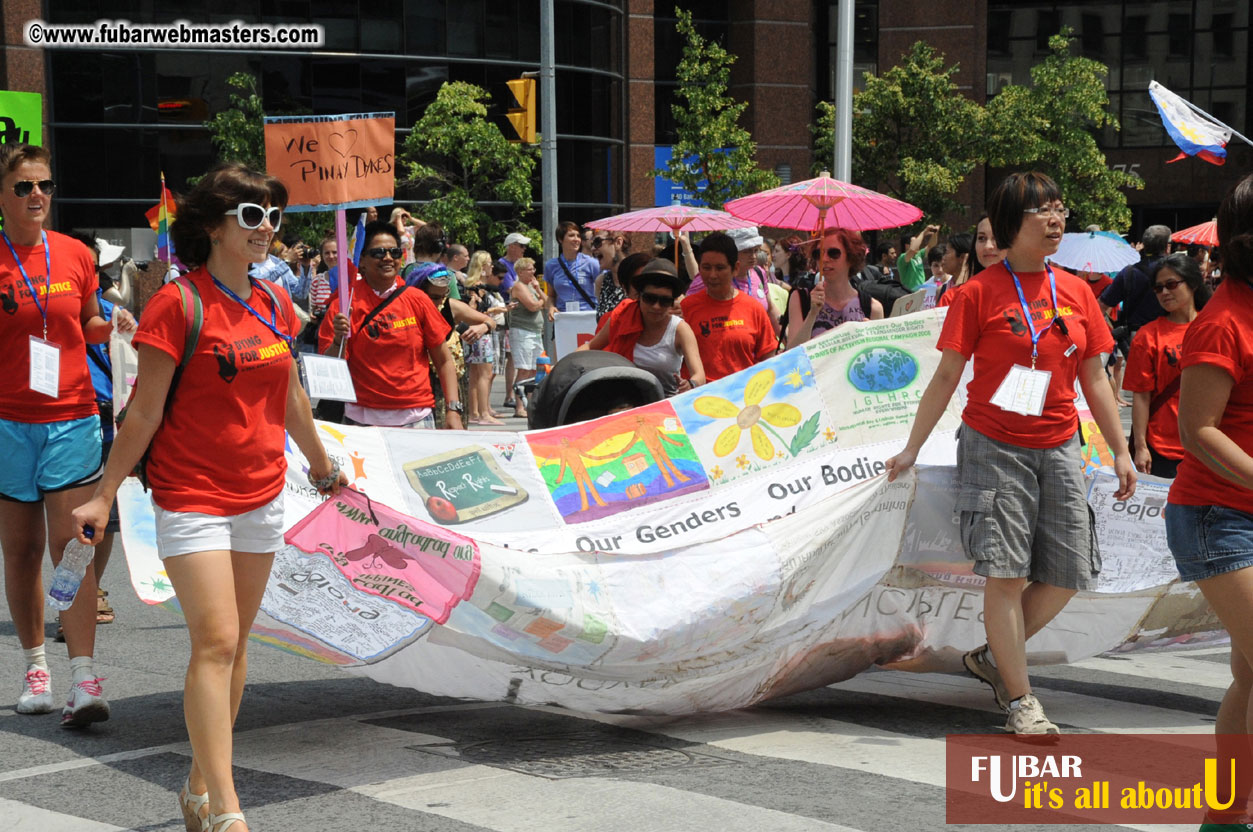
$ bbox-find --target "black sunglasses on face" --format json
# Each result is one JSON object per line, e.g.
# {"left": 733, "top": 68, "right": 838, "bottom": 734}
{"left": 825, "top": 247, "right": 843, "bottom": 260}
{"left": 12, "top": 179, "right": 54, "bottom": 198}
{"left": 1154, "top": 279, "right": 1185, "bottom": 293}
{"left": 640, "top": 291, "right": 674, "bottom": 307}
{"left": 365, "top": 246, "right": 404, "bottom": 260}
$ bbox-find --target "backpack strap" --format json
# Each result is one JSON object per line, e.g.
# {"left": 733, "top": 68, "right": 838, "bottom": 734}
{"left": 858, "top": 287, "right": 873, "bottom": 319}
{"left": 171, "top": 277, "right": 204, "bottom": 370}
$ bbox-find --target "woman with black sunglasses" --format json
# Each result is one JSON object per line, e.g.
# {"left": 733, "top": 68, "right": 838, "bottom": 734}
{"left": 319, "top": 221, "right": 464, "bottom": 430}
{"left": 0, "top": 142, "right": 136, "bottom": 729}
{"left": 786, "top": 226, "right": 882, "bottom": 347}
{"left": 582, "top": 258, "right": 705, "bottom": 395}
{"left": 74, "top": 162, "right": 345, "bottom": 832}
{"left": 1124, "top": 252, "right": 1211, "bottom": 478}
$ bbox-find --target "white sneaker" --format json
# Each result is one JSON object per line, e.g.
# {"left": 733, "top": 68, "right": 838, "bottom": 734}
{"left": 61, "top": 677, "right": 110, "bottom": 727}
{"left": 16, "top": 666, "right": 53, "bottom": 714}
{"left": 1005, "top": 693, "right": 1059, "bottom": 735}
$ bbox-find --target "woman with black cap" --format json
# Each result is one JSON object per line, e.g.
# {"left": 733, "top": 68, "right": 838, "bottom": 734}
{"left": 582, "top": 258, "right": 705, "bottom": 395}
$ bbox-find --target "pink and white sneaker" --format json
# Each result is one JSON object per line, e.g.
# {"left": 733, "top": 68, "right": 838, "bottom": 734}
{"left": 61, "top": 677, "right": 110, "bottom": 727}
{"left": 16, "top": 666, "right": 53, "bottom": 714}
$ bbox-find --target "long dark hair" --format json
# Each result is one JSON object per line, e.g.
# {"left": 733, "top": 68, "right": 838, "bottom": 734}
{"left": 1217, "top": 173, "right": 1253, "bottom": 284}
{"left": 1156, "top": 252, "right": 1212, "bottom": 311}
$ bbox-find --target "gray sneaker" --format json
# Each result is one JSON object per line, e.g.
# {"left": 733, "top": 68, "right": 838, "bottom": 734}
{"left": 1005, "top": 694, "right": 1059, "bottom": 735}
{"left": 963, "top": 645, "right": 1010, "bottom": 711}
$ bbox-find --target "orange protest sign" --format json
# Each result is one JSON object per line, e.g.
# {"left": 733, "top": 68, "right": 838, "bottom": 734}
{"left": 263, "top": 112, "right": 395, "bottom": 211}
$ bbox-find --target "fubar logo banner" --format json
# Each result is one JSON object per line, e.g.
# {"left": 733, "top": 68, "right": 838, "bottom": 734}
{"left": 947, "top": 734, "right": 1249, "bottom": 824}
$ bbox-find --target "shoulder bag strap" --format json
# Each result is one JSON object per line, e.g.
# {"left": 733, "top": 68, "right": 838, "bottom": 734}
{"left": 558, "top": 257, "right": 597, "bottom": 308}
{"left": 1147, "top": 375, "right": 1182, "bottom": 418}
{"left": 354, "top": 284, "right": 409, "bottom": 336}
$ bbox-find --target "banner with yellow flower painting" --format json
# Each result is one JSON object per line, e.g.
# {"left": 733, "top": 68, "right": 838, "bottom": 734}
{"left": 115, "top": 308, "right": 1214, "bottom": 713}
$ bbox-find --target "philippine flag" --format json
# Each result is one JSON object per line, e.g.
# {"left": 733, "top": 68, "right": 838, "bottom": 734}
{"left": 1149, "top": 81, "right": 1231, "bottom": 165}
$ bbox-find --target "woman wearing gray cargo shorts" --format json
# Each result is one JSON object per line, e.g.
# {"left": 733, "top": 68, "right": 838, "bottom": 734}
{"left": 886, "top": 171, "right": 1136, "bottom": 735}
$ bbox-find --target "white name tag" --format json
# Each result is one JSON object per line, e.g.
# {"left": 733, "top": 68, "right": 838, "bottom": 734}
{"left": 565, "top": 301, "right": 582, "bottom": 312}
{"left": 29, "top": 336, "right": 60, "bottom": 398}
{"left": 990, "top": 363, "right": 1051, "bottom": 416}
{"left": 302, "top": 354, "right": 357, "bottom": 402}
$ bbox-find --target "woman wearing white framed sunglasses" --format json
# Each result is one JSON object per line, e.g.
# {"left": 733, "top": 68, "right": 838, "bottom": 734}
{"left": 73, "top": 162, "right": 346, "bottom": 832}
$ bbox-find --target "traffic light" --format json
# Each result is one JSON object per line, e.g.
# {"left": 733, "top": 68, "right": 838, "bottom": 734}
{"left": 506, "top": 78, "right": 536, "bottom": 144}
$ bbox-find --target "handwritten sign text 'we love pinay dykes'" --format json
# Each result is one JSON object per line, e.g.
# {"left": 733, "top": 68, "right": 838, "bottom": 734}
{"left": 264, "top": 112, "right": 395, "bottom": 211}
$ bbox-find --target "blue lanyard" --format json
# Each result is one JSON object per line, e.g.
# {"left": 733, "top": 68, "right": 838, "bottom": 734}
{"left": 1003, "top": 259, "right": 1060, "bottom": 369}
{"left": 2, "top": 230, "right": 52, "bottom": 339}
{"left": 210, "top": 275, "right": 294, "bottom": 353}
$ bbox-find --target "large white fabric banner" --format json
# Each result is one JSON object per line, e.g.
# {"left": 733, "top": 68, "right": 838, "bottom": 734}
{"left": 115, "top": 310, "right": 1217, "bottom": 714}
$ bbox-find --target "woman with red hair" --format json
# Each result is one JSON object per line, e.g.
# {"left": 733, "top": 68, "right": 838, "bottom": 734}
{"left": 787, "top": 227, "right": 882, "bottom": 347}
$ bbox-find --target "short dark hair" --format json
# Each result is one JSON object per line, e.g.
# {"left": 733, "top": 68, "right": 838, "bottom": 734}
{"left": 697, "top": 232, "right": 738, "bottom": 268}
{"left": 987, "top": 171, "right": 1062, "bottom": 252}
{"left": 490, "top": 261, "right": 508, "bottom": 277}
{"left": 65, "top": 230, "right": 99, "bottom": 256}
{"left": 875, "top": 241, "right": 894, "bottom": 260}
{"left": 556, "top": 220, "right": 580, "bottom": 245}
{"left": 360, "top": 220, "right": 399, "bottom": 253}
{"left": 1156, "top": 252, "right": 1212, "bottom": 311}
{"left": 617, "top": 251, "right": 653, "bottom": 293}
{"left": 171, "top": 162, "right": 288, "bottom": 267}
{"left": 412, "top": 222, "right": 445, "bottom": 257}
{"left": 1217, "top": 173, "right": 1253, "bottom": 281}
{"left": 927, "top": 244, "right": 946, "bottom": 266}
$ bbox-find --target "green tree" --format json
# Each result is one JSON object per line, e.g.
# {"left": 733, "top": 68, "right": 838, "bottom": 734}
{"left": 985, "top": 28, "right": 1142, "bottom": 231}
{"left": 653, "top": 8, "right": 778, "bottom": 210}
{"left": 197, "top": 72, "right": 332, "bottom": 242}
{"left": 399, "top": 81, "right": 539, "bottom": 249}
{"left": 811, "top": 42, "right": 985, "bottom": 222}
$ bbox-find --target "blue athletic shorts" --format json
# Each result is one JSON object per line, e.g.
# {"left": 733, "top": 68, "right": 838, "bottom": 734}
{"left": 1166, "top": 503, "right": 1253, "bottom": 583}
{"left": 0, "top": 415, "right": 103, "bottom": 503}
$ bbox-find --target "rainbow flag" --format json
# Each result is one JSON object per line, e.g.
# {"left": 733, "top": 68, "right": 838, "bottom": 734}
{"left": 145, "top": 175, "right": 176, "bottom": 260}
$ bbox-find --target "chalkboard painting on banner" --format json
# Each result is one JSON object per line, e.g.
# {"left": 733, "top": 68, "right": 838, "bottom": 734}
{"left": 264, "top": 112, "right": 395, "bottom": 211}
{"left": 402, "top": 444, "right": 528, "bottom": 524}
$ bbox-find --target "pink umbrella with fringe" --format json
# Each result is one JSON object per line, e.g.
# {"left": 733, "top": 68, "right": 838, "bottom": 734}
{"left": 585, "top": 205, "right": 752, "bottom": 264}
{"left": 1171, "top": 219, "right": 1218, "bottom": 247}
{"left": 724, "top": 171, "right": 923, "bottom": 246}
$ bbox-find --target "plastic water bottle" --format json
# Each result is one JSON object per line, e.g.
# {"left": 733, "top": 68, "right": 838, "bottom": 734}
{"left": 534, "top": 351, "right": 551, "bottom": 386}
{"left": 47, "top": 528, "right": 95, "bottom": 611}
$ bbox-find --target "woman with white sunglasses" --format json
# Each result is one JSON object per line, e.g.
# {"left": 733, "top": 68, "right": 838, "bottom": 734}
{"left": 73, "top": 162, "right": 346, "bottom": 832}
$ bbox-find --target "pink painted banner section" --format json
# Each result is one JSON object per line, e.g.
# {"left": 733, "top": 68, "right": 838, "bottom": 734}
{"left": 285, "top": 488, "right": 480, "bottom": 624}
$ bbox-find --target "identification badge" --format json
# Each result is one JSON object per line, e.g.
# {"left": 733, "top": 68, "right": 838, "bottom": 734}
{"left": 29, "top": 336, "right": 61, "bottom": 398}
{"left": 990, "top": 364, "right": 1051, "bottom": 416}
{"left": 302, "top": 354, "right": 357, "bottom": 402}
{"left": 565, "top": 301, "right": 582, "bottom": 312}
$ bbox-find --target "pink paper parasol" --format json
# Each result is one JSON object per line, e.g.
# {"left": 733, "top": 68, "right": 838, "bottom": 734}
{"left": 585, "top": 205, "right": 752, "bottom": 262}
{"left": 1171, "top": 219, "right": 1218, "bottom": 247}
{"left": 724, "top": 171, "right": 923, "bottom": 235}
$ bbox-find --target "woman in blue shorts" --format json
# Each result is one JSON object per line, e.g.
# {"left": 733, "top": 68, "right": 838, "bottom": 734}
{"left": 0, "top": 143, "right": 135, "bottom": 725}
{"left": 1165, "top": 174, "right": 1253, "bottom": 829}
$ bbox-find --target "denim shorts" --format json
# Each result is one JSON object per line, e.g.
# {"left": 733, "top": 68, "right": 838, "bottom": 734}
{"left": 1166, "top": 503, "right": 1253, "bottom": 582}
{"left": 0, "top": 415, "right": 103, "bottom": 503}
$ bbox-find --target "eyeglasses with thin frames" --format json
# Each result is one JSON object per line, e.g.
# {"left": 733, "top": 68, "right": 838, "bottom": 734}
{"left": 1023, "top": 205, "right": 1070, "bottom": 219}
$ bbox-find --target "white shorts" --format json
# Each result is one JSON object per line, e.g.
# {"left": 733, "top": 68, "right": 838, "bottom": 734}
{"left": 154, "top": 492, "right": 285, "bottom": 560}
{"left": 511, "top": 328, "right": 544, "bottom": 369}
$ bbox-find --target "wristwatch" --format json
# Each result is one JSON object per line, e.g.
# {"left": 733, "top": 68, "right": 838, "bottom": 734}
{"left": 446, "top": 400, "right": 465, "bottom": 414}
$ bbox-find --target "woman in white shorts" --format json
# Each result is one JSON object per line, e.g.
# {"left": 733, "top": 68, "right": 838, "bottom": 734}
{"left": 508, "top": 257, "right": 547, "bottom": 418}
{"left": 73, "top": 163, "right": 345, "bottom": 832}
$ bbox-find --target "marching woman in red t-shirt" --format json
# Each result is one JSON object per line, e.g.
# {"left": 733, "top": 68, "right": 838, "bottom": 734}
{"left": 0, "top": 143, "right": 136, "bottom": 725}
{"left": 1166, "top": 175, "right": 1253, "bottom": 814}
{"left": 73, "top": 163, "right": 346, "bottom": 832}
{"left": 680, "top": 232, "right": 778, "bottom": 381}
{"left": 1123, "top": 252, "right": 1210, "bottom": 479}
{"left": 886, "top": 172, "right": 1135, "bottom": 736}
